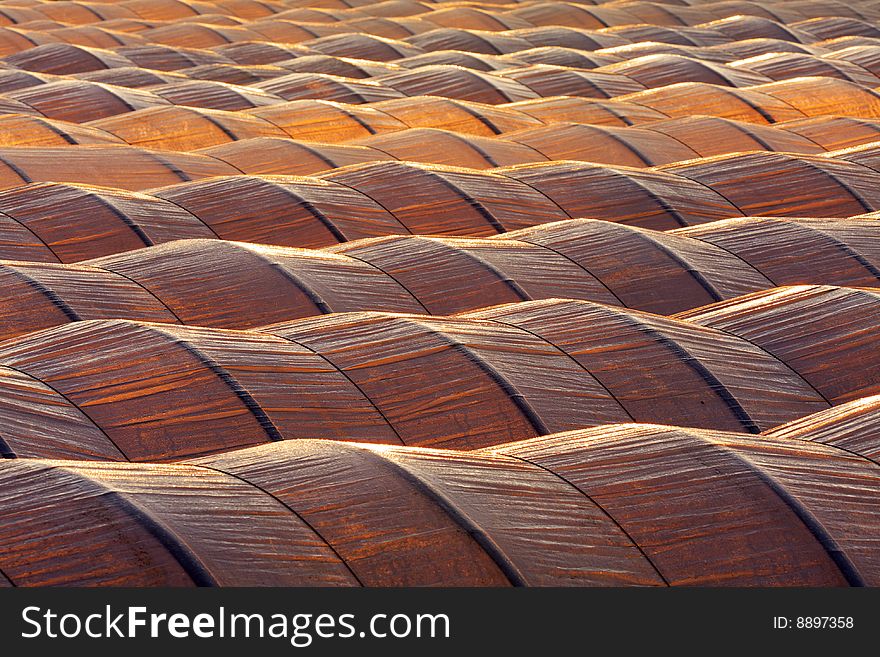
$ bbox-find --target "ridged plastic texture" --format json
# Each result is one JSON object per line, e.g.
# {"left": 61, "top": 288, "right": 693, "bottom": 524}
{"left": 0, "top": 0, "right": 879, "bottom": 589}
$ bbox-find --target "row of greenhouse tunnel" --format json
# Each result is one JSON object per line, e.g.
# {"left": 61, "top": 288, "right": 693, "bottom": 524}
{"left": 0, "top": 156, "right": 878, "bottom": 252}
{"left": 1, "top": 0, "right": 880, "bottom": 589}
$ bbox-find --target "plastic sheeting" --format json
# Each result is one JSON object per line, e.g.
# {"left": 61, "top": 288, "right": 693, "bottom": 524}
{"left": 676, "top": 217, "right": 880, "bottom": 288}
{"left": 200, "top": 136, "right": 396, "bottom": 174}
{"left": 718, "top": 38, "right": 827, "bottom": 60}
{"left": 405, "top": 28, "right": 534, "bottom": 55}
{"left": 177, "top": 63, "right": 292, "bottom": 85}
{"left": 678, "top": 285, "right": 880, "bottom": 405}
{"left": 0, "top": 295, "right": 863, "bottom": 459}
{"left": 358, "top": 127, "right": 547, "bottom": 168}
{"left": 0, "top": 260, "right": 178, "bottom": 339}
{"left": 306, "top": 33, "right": 423, "bottom": 61}
{"left": 599, "top": 53, "right": 772, "bottom": 88}
{"left": 0, "top": 459, "right": 359, "bottom": 586}
{"left": 1, "top": 213, "right": 872, "bottom": 338}
{"left": 90, "top": 239, "right": 425, "bottom": 326}
{"left": 0, "top": 114, "right": 123, "bottom": 147}
{"left": 151, "top": 174, "right": 408, "bottom": 245}
{"left": 397, "top": 49, "right": 512, "bottom": 72}
{"left": 778, "top": 116, "right": 880, "bottom": 150}
{"left": 148, "top": 79, "right": 284, "bottom": 110}
{"left": 504, "top": 95, "right": 668, "bottom": 127}
{"left": 3, "top": 423, "right": 879, "bottom": 585}
{"left": 502, "top": 218, "right": 772, "bottom": 313}
{"left": 493, "top": 425, "right": 880, "bottom": 585}
{"left": 619, "top": 81, "right": 806, "bottom": 123}
{"left": 767, "top": 394, "right": 880, "bottom": 463}
{"left": 265, "top": 312, "right": 632, "bottom": 445}
{"left": 255, "top": 71, "right": 404, "bottom": 103}
{"left": 114, "top": 43, "right": 234, "bottom": 70}
{"left": 495, "top": 64, "right": 646, "bottom": 98}
{"left": 377, "top": 65, "right": 538, "bottom": 103}
{"left": 6, "top": 79, "right": 169, "bottom": 122}
{"left": 827, "top": 44, "right": 880, "bottom": 77}
{"left": 730, "top": 52, "right": 880, "bottom": 86}
{"left": 76, "top": 66, "right": 187, "bottom": 88}
{"left": 496, "top": 161, "right": 743, "bottom": 229}
{"left": 247, "top": 99, "right": 408, "bottom": 142}
{"left": 320, "top": 161, "right": 569, "bottom": 234}
{"left": 512, "top": 26, "right": 627, "bottom": 51}
{"left": 0, "top": 153, "right": 874, "bottom": 259}
{"left": 461, "top": 299, "right": 828, "bottom": 432}
{"left": 330, "top": 234, "right": 616, "bottom": 313}
{"left": 90, "top": 105, "right": 288, "bottom": 150}
{"left": 644, "top": 115, "right": 825, "bottom": 156}
{"left": 496, "top": 47, "right": 618, "bottom": 70}
{"left": 0, "top": 182, "right": 212, "bottom": 261}
{"left": 372, "top": 95, "right": 542, "bottom": 135}
{"left": 663, "top": 152, "right": 880, "bottom": 217}
{"left": 276, "top": 54, "right": 403, "bottom": 78}
{"left": 0, "top": 0, "right": 879, "bottom": 590}
{"left": 0, "top": 320, "right": 403, "bottom": 459}
{"left": 502, "top": 122, "right": 699, "bottom": 166}
{"left": 707, "top": 14, "right": 810, "bottom": 42}
{"left": 4, "top": 43, "right": 135, "bottom": 75}
{"left": 755, "top": 76, "right": 880, "bottom": 119}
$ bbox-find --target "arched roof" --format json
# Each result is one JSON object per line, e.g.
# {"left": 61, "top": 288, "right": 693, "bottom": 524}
{"left": 371, "top": 94, "right": 542, "bottom": 134}
{"left": 0, "top": 420, "right": 877, "bottom": 584}
{"left": 618, "top": 80, "right": 806, "bottom": 123}
{"left": 700, "top": 14, "right": 811, "bottom": 42}
{"left": 75, "top": 66, "right": 187, "bottom": 88}
{"left": 502, "top": 94, "right": 668, "bottom": 126}
{"left": 676, "top": 217, "right": 880, "bottom": 288}
{"left": 273, "top": 53, "right": 402, "bottom": 77}
{"left": 151, "top": 173, "right": 407, "bottom": 245}
{"left": 730, "top": 52, "right": 880, "bottom": 86}
{"left": 377, "top": 64, "right": 538, "bottom": 102}
{"left": 663, "top": 151, "right": 880, "bottom": 216}
{"left": 0, "top": 144, "right": 238, "bottom": 191}
{"left": 3, "top": 42, "right": 134, "bottom": 74}
{"left": 495, "top": 160, "right": 743, "bottom": 229}
{"left": 320, "top": 160, "right": 568, "bottom": 233}
{"left": 405, "top": 26, "right": 533, "bottom": 54}
{"left": 329, "top": 233, "right": 618, "bottom": 313}
{"left": 500, "top": 218, "right": 771, "bottom": 313}
{"left": 147, "top": 77, "right": 283, "bottom": 109}
{"left": 115, "top": 42, "right": 235, "bottom": 70}
{"left": 777, "top": 115, "right": 880, "bottom": 151}
{"left": 5, "top": 78, "right": 168, "bottom": 121}
{"left": 766, "top": 394, "right": 880, "bottom": 463}
{"left": 0, "top": 181, "right": 212, "bottom": 261}
{"left": 200, "top": 135, "right": 394, "bottom": 173}
{"left": 358, "top": 125, "right": 547, "bottom": 167}
{"left": 494, "top": 63, "right": 645, "bottom": 98}
{"left": 0, "top": 113, "right": 123, "bottom": 146}
{"left": 642, "top": 114, "right": 825, "bottom": 156}
{"left": 247, "top": 98, "right": 407, "bottom": 141}
{"left": 89, "top": 105, "right": 287, "bottom": 149}
{"left": 715, "top": 37, "right": 827, "bottom": 60}
{"left": 501, "top": 121, "right": 700, "bottom": 165}
{"left": 253, "top": 70, "right": 404, "bottom": 102}
{"left": 497, "top": 46, "right": 617, "bottom": 69}
{"left": 303, "top": 31, "right": 423, "bottom": 59}
{"left": 599, "top": 53, "right": 771, "bottom": 88}
{"left": 678, "top": 285, "right": 880, "bottom": 404}
{"left": 462, "top": 299, "right": 826, "bottom": 432}
{"left": 754, "top": 76, "right": 880, "bottom": 119}
{"left": 396, "top": 48, "right": 512, "bottom": 71}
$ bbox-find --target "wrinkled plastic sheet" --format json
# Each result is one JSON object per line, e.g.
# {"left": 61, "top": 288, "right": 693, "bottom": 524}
{"left": 677, "top": 285, "right": 880, "bottom": 404}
